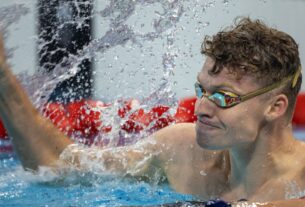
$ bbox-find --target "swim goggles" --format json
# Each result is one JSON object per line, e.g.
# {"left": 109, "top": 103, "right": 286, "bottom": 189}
{"left": 195, "top": 66, "right": 302, "bottom": 109}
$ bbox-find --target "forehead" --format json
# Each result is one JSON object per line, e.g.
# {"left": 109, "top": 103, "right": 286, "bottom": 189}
{"left": 198, "top": 57, "right": 259, "bottom": 93}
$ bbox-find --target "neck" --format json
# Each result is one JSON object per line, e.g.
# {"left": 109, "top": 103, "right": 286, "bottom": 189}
{"left": 228, "top": 122, "right": 298, "bottom": 196}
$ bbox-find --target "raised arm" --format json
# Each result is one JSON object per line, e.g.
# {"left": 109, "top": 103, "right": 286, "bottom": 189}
{"left": 0, "top": 35, "right": 73, "bottom": 170}
{"left": 0, "top": 35, "right": 167, "bottom": 179}
{"left": 0, "top": 35, "right": 198, "bottom": 184}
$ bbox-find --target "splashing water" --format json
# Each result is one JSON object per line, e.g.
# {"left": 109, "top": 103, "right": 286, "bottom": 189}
{"left": 0, "top": 0, "right": 228, "bottom": 171}
{"left": 0, "top": 0, "right": 187, "bottom": 146}
{"left": 0, "top": 0, "right": 238, "bottom": 159}
{"left": 2, "top": 1, "right": 305, "bottom": 206}
{"left": 6, "top": 1, "right": 292, "bottom": 206}
{"left": 0, "top": 4, "right": 29, "bottom": 61}
{"left": 0, "top": 0, "right": 208, "bottom": 185}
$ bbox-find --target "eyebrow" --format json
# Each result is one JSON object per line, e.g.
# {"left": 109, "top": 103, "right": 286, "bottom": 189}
{"left": 196, "top": 75, "right": 242, "bottom": 94}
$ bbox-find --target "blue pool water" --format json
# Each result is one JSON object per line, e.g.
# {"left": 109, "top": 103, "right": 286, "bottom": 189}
{"left": 293, "top": 128, "right": 305, "bottom": 141}
{"left": 0, "top": 155, "right": 194, "bottom": 206}
{"left": 1, "top": 0, "right": 304, "bottom": 206}
{"left": 1, "top": 129, "right": 304, "bottom": 206}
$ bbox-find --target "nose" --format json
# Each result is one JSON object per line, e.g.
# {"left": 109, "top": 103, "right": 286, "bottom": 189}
{"left": 194, "top": 96, "right": 215, "bottom": 117}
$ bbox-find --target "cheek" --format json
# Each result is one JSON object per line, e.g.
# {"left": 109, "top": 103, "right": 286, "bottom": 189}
{"left": 222, "top": 106, "right": 263, "bottom": 143}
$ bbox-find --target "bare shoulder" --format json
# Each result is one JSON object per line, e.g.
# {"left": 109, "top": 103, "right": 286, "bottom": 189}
{"left": 153, "top": 123, "right": 224, "bottom": 165}
{"left": 152, "top": 123, "right": 197, "bottom": 162}
{"left": 153, "top": 123, "right": 197, "bottom": 146}
{"left": 151, "top": 123, "right": 229, "bottom": 196}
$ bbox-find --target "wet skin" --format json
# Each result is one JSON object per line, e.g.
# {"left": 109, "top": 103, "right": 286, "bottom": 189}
{"left": 156, "top": 57, "right": 305, "bottom": 202}
{"left": 1, "top": 36, "right": 305, "bottom": 206}
{"left": 195, "top": 57, "right": 268, "bottom": 151}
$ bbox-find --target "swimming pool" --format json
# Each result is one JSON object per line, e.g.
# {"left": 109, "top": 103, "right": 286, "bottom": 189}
{"left": 1, "top": 129, "right": 304, "bottom": 206}
{"left": 0, "top": 155, "right": 195, "bottom": 206}
{"left": 1, "top": 0, "right": 305, "bottom": 206}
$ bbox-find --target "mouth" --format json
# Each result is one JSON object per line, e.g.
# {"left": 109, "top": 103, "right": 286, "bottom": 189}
{"left": 197, "top": 118, "right": 221, "bottom": 130}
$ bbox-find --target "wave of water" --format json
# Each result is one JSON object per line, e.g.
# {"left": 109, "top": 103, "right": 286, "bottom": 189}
{"left": 0, "top": 0, "right": 201, "bottom": 146}
{"left": 0, "top": 0, "right": 225, "bottom": 176}
{"left": 5, "top": 1, "right": 304, "bottom": 207}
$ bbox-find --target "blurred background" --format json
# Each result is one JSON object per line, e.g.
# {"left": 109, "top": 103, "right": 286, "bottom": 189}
{"left": 0, "top": 0, "right": 304, "bottom": 103}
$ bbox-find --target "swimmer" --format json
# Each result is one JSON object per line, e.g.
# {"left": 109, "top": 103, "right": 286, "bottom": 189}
{"left": 0, "top": 17, "right": 305, "bottom": 206}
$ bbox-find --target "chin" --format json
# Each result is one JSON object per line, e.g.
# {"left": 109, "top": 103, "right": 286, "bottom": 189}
{"left": 196, "top": 129, "right": 230, "bottom": 150}
{"left": 196, "top": 132, "right": 224, "bottom": 150}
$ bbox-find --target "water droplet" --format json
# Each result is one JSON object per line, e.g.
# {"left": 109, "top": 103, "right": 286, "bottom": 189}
{"left": 222, "top": 0, "right": 229, "bottom": 5}
{"left": 200, "top": 170, "right": 207, "bottom": 176}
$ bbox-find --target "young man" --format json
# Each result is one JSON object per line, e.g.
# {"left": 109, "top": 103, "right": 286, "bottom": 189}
{"left": 0, "top": 17, "right": 304, "bottom": 206}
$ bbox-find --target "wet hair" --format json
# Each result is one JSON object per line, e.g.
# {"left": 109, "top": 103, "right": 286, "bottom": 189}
{"left": 201, "top": 17, "right": 302, "bottom": 116}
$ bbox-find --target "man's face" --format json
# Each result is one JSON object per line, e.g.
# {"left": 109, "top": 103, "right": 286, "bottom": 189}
{"left": 195, "top": 57, "right": 268, "bottom": 150}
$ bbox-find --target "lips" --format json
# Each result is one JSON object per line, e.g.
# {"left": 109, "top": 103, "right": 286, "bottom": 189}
{"left": 197, "top": 117, "right": 221, "bottom": 129}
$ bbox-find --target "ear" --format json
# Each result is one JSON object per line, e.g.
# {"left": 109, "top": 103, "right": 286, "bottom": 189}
{"left": 264, "top": 94, "right": 289, "bottom": 121}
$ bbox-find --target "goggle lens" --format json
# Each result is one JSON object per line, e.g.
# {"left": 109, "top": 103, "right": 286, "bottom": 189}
{"left": 195, "top": 83, "right": 204, "bottom": 98}
{"left": 209, "top": 92, "right": 227, "bottom": 107}
{"left": 194, "top": 83, "right": 241, "bottom": 108}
